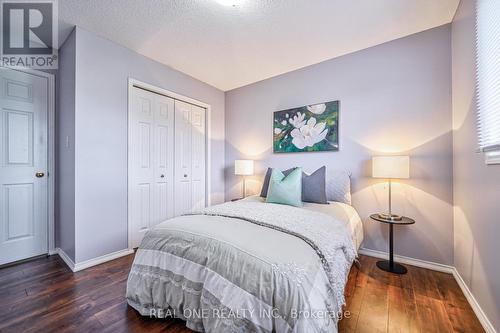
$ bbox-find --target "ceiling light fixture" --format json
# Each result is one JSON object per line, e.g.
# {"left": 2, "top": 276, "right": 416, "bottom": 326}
{"left": 215, "top": 0, "right": 243, "bottom": 7}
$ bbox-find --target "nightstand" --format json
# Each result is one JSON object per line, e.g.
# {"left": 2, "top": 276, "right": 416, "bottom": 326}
{"left": 370, "top": 214, "right": 415, "bottom": 274}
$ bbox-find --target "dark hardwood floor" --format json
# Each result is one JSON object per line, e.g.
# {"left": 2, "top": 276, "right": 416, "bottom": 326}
{"left": 339, "top": 256, "right": 484, "bottom": 333}
{"left": 0, "top": 254, "right": 483, "bottom": 333}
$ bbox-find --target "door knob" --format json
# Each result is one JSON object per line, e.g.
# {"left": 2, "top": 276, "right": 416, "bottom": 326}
{"left": 184, "top": 174, "right": 188, "bottom": 178}
{"left": 160, "top": 174, "right": 165, "bottom": 178}
{"left": 35, "top": 172, "right": 45, "bottom": 178}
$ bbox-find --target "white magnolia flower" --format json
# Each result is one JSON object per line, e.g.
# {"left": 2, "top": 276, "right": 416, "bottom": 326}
{"left": 281, "top": 120, "right": 287, "bottom": 126}
{"left": 274, "top": 128, "right": 282, "bottom": 135}
{"left": 289, "top": 112, "right": 306, "bottom": 128}
{"left": 286, "top": 113, "right": 290, "bottom": 118}
{"left": 307, "top": 103, "right": 326, "bottom": 115}
{"left": 291, "top": 117, "right": 328, "bottom": 149}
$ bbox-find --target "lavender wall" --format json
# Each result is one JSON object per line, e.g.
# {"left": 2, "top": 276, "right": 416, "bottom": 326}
{"left": 452, "top": 0, "right": 500, "bottom": 330}
{"left": 225, "top": 25, "right": 454, "bottom": 265}
{"left": 56, "top": 28, "right": 76, "bottom": 261}
{"left": 58, "top": 27, "right": 225, "bottom": 263}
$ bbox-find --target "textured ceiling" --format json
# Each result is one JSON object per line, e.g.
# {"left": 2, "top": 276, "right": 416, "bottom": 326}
{"left": 58, "top": 0, "right": 459, "bottom": 91}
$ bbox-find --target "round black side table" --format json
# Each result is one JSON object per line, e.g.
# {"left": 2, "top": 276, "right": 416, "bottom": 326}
{"left": 369, "top": 214, "right": 415, "bottom": 274}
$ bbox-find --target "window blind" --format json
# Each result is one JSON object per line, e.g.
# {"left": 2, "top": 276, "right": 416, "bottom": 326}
{"left": 476, "top": 0, "right": 500, "bottom": 154}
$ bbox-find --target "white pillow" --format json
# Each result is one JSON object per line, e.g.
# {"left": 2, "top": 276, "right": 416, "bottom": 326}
{"left": 326, "top": 170, "right": 352, "bottom": 205}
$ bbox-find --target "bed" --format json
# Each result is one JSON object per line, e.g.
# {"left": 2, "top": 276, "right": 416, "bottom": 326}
{"left": 126, "top": 195, "right": 363, "bottom": 333}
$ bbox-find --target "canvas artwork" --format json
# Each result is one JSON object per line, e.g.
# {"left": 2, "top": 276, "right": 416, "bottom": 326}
{"left": 273, "top": 101, "right": 339, "bottom": 153}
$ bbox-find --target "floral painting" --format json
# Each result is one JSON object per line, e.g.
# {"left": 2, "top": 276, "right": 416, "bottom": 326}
{"left": 273, "top": 101, "right": 339, "bottom": 153}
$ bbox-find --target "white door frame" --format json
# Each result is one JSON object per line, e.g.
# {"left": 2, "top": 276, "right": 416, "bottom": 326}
{"left": 3, "top": 66, "right": 56, "bottom": 255}
{"left": 127, "top": 78, "right": 212, "bottom": 249}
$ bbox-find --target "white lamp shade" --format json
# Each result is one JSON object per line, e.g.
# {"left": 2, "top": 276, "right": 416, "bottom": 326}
{"left": 372, "top": 156, "right": 410, "bottom": 179}
{"left": 235, "top": 160, "right": 254, "bottom": 176}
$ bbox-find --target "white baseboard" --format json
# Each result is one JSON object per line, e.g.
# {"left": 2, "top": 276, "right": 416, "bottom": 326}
{"left": 56, "top": 248, "right": 75, "bottom": 271}
{"left": 452, "top": 267, "right": 496, "bottom": 333}
{"left": 358, "top": 247, "right": 454, "bottom": 273}
{"left": 359, "top": 247, "right": 496, "bottom": 333}
{"left": 55, "top": 248, "right": 134, "bottom": 272}
{"left": 73, "top": 249, "right": 134, "bottom": 272}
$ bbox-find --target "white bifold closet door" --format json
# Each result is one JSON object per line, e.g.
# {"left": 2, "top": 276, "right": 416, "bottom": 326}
{"left": 129, "top": 87, "right": 206, "bottom": 248}
{"left": 129, "top": 88, "right": 175, "bottom": 248}
{"left": 174, "top": 100, "right": 206, "bottom": 216}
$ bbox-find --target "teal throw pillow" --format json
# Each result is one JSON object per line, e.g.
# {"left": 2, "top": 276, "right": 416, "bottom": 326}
{"left": 266, "top": 167, "right": 303, "bottom": 207}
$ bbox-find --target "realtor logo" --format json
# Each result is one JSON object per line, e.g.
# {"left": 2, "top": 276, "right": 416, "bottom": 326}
{"left": 1, "top": 0, "right": 58, "bottom": 68}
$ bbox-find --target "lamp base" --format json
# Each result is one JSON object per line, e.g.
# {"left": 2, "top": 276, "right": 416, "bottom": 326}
{"left": 376, "top": 260, "right": 407, "bottom": 274}
{"left": 377, "top": 213, "right": 403, "bottom": 221}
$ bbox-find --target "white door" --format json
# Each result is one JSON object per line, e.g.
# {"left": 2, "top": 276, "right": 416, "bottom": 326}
{"left": 190, "top": 104, "right": 206, "bottom": 211}
{"left": 0, "top": 68, "right": 48, "bottom": 265}
{"left": 174, "top": 100, "right": 192, "bottom": 216}
{"left": 174, "top": 100, "right": 206, "bottom": 215}
{"left": 129, "top": 88, "right": 174, "bottom": 248}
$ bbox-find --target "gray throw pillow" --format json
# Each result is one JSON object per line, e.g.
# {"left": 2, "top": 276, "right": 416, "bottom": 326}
{"left": 261, "top": 166, "right": 327, "bottom": 204}
{"left": 260, "top": 167, "right": 295, "bottom": 197}
{"left": 302, "top": 166, "right": 328, "bottom": 204}
{"left": 326, "top": 170, "right": 352, "bottom": 205}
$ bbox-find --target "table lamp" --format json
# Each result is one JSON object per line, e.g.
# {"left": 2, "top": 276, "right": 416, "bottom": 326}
{"left": 372, "top": 156, "right": 410, "bottom": 221}
{"left": 235, "top": 160, "right": 254, "bottom": 198}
